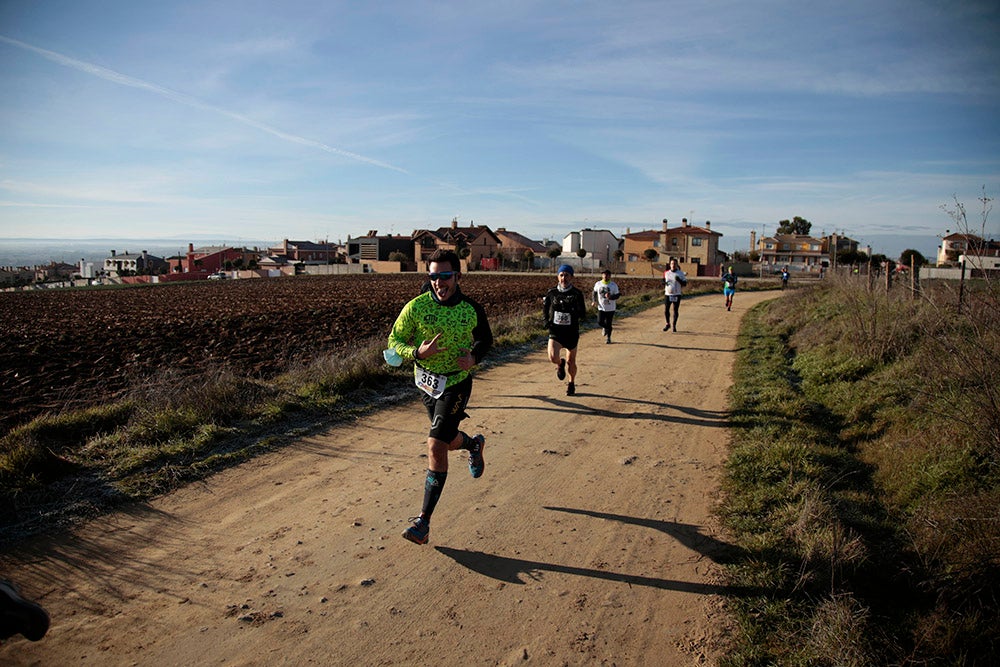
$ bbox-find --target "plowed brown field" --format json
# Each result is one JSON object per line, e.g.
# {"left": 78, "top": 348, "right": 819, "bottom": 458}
{"left": 1, "top": 273, "right": 664, "bottom": 434}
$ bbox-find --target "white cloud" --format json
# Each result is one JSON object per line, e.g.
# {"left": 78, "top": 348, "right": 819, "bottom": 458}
{"left": 0, "top": 35, "right": 411, "bottom": 174}
{"left": 0, "top": 178, "right": 179, "bottom": 204}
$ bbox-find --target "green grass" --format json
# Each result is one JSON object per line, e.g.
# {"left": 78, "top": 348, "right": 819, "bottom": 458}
{"left": 717, "top": 275, "right": 1000, "bottom": 665}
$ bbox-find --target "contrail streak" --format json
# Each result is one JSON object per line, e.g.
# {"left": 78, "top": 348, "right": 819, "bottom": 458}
{"left": 0, "top": 35, "right": 410, "bottom": 175}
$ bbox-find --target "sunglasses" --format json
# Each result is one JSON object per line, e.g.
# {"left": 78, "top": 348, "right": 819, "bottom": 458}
{"left": 427, "top": 271, "right": 456, "bottom": 281}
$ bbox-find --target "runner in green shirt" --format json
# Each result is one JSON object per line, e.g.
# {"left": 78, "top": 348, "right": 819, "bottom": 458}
{"left": 387, "top": 250, "right": 493, "bottom": 545}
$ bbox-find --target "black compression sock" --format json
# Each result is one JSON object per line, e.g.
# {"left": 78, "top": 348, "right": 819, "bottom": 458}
{"left": 421, "top": 470, "right": 447, "bottom": 519}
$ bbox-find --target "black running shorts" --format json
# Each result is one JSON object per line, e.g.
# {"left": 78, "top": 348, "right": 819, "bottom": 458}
{"left": 548, "top": 327, "right": 580, "bottom": 351}
{"left": 422, "top": 375, "right": 472, "bottom": 442}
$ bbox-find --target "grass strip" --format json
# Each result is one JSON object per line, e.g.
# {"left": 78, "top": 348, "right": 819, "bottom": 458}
{"left": 717, "top": 278, "right": 999, "bottom": 665}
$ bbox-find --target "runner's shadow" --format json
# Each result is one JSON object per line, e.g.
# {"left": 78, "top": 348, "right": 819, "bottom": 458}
{"left": 434, "top": 546, "right": 757, "bottom": 596}
{"left": 486, "top": 395, "right": 729, "bottom": 428}
{"left": 625, "top": 340, "right": 742, "bottom": 353}
{"left": 543, "top": 506, "right": 745, "bottom": 564}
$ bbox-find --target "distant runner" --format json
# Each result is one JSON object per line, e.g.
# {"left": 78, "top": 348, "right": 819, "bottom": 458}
{"left": 663, "top": 258, "right": 688, "bottom": 332}
{"left": 722, "top": 265, "right": 737, "bottom": 311}
{"left": 544, "top": 265, "right": 587, "bottom": 396}
{"left": 592, "top": 269, "right": 621, "bottom": 344}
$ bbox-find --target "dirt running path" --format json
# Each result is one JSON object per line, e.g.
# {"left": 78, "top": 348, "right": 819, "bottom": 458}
{"left": 2, "top": 290, "right": 776, "bottom": 666}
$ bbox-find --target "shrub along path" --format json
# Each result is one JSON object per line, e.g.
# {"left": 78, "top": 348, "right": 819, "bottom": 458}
{"left": 0, "top": 290, "right": 778, "bottom": 665}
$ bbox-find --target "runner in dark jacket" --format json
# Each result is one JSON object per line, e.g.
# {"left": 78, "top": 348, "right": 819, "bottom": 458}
{"left": 543, "top": 264, "right": 587, "bottom": 396}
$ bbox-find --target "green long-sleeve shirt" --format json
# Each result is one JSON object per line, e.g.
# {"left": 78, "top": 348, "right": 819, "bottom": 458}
{"left": 387, "top": 289, "right": 493, "bottom": 388}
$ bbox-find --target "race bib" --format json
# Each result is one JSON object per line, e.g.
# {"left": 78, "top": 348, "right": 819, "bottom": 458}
{"left": 415, "top": 366, "right": 448, "bottom": 399}
{"left": 553, "top": 311, "right": 571, "bottom": 326}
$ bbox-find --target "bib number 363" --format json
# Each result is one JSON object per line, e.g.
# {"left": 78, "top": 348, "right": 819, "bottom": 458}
{"left": 415, "top": 367, "right": 448, "bottom": 399}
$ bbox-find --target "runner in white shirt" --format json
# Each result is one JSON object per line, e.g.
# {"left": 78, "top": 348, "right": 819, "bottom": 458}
{"left": 592, "top": 269, "right": 621, "bottom": 344}
{"left": 662, "top": 258, "right": 687, "bottom": 332}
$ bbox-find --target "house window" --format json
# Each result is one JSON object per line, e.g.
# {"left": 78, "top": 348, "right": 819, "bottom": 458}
{"left": 692, "top": 238, "right": 703, "bottom": 246}
{"left": 671, "top": 238, "right": 678, "bottom": 247}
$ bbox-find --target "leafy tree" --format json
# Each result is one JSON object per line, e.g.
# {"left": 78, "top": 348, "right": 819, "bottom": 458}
{"left": 868, "top": 253, "right": 896, "bottom": 273}
{"left": 837, "top": 249, "right": 868, "bottom": 265}
{"left": 522, "top": 249, "right": 535, "bottom": 270}
{"left": 576, "top": 248, "right": 587, "bottom": 259}
{"left": 899, "top": 249, "right": 927, "bottom": 267}
{"left": 388, "top": 251, "right": 408, "bottom": 263}
{"left": 643, "top": 248, "right": 658, "bottom": 261}
{"left": 546, "top": 247, "right": 561, "bottom": 259}
{"left": 777, "top": 216, "right": 812, "bottom": 235}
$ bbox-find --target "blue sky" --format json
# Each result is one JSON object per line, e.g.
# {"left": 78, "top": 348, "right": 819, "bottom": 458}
{"left": 1, "top": 1, "right": 998, "bottom": 260}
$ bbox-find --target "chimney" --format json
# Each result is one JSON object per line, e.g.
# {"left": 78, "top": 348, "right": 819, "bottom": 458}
{"left": 705, "top": 221, "right": 711, "bottom": 229}
{"left": 189, "top": 243, "right": 194, "bottom": 252}
{"left": 662, "top": 218, "right": 668, "bottom": 233}
{"left": 451, "top": 217, "right": 458, "bottom": 230}
{"left": 682, "top": 218, "right": 689, "bottom": 227}
{"left": 111, "top": 249, "right": 116, "bottom": 256}
{"left": 751, "top": 230, "right": 757, "bottom": 251}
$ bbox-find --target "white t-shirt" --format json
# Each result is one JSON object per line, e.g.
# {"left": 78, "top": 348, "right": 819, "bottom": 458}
{"left": 664, "top": 268, "right": 687, "bottom": 296}
{"left": 593, "top": 279, "right": 620, "bottom": 312}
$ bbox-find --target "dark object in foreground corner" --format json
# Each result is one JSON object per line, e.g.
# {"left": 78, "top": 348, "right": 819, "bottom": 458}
{"left": 0, "top": 579, "right": 50, "bottom": 643}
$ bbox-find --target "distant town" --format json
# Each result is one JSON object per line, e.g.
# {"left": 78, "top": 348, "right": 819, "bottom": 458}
{"left": 2, "top": 217, "right": 997, "bottom": 289}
